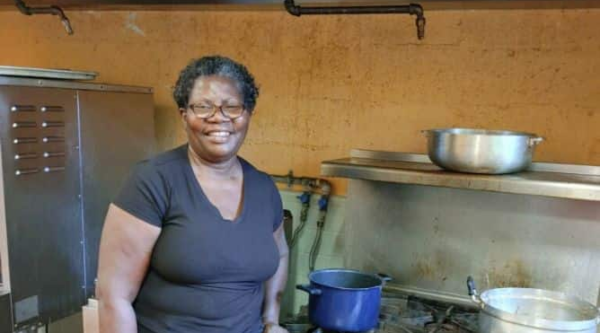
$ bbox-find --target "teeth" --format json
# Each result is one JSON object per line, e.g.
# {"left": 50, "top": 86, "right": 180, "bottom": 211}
{"left": 208, "top": 131, "right": 230, "bottom": 137}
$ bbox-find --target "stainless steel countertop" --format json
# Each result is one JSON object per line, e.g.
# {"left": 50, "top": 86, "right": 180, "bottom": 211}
{"left": 321, "top": 149, "right": 600, "bottom": 202}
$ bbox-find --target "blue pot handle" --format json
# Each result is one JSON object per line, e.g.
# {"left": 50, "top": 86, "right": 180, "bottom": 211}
{"left": 296, "top": 284, "right": 322, "bottom": 296}
{"left": 378, "top": 273, "right": 392, "bottom": 283}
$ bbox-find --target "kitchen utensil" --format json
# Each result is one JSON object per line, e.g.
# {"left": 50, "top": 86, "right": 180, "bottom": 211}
{"left": 467, "top": 276, "right": 600, "bottom": 333}
{"left": 297, "top": 269, "right": 391, "bottom": 332}
{"left": 422, "top": 128, "right": 544, "bottom": 174}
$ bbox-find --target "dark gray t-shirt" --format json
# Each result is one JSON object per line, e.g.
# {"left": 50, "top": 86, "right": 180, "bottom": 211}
{"left": 113, "top": 145, "right": 283, "bottom": 333}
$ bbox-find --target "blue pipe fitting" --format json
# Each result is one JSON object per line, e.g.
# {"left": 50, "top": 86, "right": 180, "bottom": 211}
{"left": 298, "top": 191, "right": 312, "bottom": 204}
{"left": 318, "top": 196, "right": 329, "bottom": 211}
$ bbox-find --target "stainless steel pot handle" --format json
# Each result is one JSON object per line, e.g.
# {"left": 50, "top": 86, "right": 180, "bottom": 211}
{"left": 297, "top": 284, "right": 322, "bottom": 296}
{"left": 467, "top": 276, "right": 485, "bottom": 309}
{"left": 529, "top": 136, "right": 544, "bottom": 147}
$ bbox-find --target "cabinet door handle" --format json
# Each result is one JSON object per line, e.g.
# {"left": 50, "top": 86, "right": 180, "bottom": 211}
{"left": 12, "top": 121, "right": 37, "bottom": 128}
{"left": 14, "top": 153, "right": 38, "bottom": 160}
{"left": 40, "top": 106, "right": 64, "bottom": 113}
{"left": 42, "top": 136, "right": 65, "bottom": 143}
{"left": 42, "top": 121, "right": 64, "bottom": 128}
{"left": 10, "top": 105, "right": 36, "bottom": 112}
{"left": 15, "top": 168, "right": 39, "bottom": 176}
{"left": 13, "top": 137, "right": 38, "bottom": 144}
{"left": 43, "top": 152, "right": 66, "bottom": 158}
{"left": 43, "top": 166, "right": 66, "bottom": 173}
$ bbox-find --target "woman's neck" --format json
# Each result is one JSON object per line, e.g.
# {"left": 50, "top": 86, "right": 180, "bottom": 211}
{"left": 187, "top": 146, "right": 240, "bottom": 178}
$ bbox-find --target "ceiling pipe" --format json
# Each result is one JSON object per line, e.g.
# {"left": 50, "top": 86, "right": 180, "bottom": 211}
{"left": 14, "top": 0, "right": 73, "bottom": 35}
{"left": 283, "top": 0, "right": 425, "bottom": 39}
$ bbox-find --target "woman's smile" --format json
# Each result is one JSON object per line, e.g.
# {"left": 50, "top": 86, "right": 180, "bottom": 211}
{"left": 204, "top": 129, "right": 233, "bottom": 143}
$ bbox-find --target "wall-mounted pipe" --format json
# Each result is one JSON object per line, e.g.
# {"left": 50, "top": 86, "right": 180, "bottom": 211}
{"left": 14, "top": 0, "right": 73, "bottom": 35}
{"left": 283, "top": 0, "right": 425, "bottom": 39}
{"left": 271, "top": 170, "right": 332, "bottom": 196}
{"left": 271, "top": 171, "right": 331, "bottom": 271}
{"left": 289, "top": 191, "right": 311, "bottom": 248}
{"left": 308, "top": 195, "right": 329, "bottom": 271}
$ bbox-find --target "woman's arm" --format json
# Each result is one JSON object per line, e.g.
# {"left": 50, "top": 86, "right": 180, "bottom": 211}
{"left": 262, "top": 222, "right": 290, "bottom": 332}
{"left": 96, "top": 204, "right": 161, "bottom": 333}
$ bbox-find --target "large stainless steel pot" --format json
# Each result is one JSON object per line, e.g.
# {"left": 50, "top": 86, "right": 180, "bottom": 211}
{"left": 467, "top": 277, "right": 600, "bottom": 333}
{"left": 422, "top": 128, "right": 544, "bottom": 174}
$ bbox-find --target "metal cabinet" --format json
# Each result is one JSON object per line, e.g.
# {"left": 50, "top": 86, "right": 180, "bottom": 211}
{"left": 78, "top": 90, "right": 155, "bottom": 298}
{"left": 0, "top": 77, "right": 155, "bottom": 332}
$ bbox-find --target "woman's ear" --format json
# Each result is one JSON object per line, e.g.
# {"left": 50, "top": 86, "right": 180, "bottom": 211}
{"left": 180, "top": 108, "right": 188, "bottom": 128}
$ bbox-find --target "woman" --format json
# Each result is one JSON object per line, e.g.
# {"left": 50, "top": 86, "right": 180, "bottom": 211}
{"left": 96, "top": 56, "right": 289, "bottom": 333}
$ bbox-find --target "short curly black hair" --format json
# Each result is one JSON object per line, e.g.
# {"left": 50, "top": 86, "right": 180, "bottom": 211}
{"left": 173, "top": 55, "right": 260, "bottom": 112}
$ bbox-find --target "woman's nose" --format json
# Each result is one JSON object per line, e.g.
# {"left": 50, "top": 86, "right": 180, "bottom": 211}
{"left": 205, "top": 107, "right": 230, "bottom": 123}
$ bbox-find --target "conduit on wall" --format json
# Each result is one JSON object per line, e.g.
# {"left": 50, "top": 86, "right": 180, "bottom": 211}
{"left": 14, "top": 0, "right": 73, "bottom": 35}
{"left": 283, "top": 0, "right": 426, "bottom": 39}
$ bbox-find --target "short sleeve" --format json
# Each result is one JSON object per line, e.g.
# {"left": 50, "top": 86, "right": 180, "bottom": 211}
{"left": 271, "top": 181, "right": 284, "bottom": 232}
{"left": 113, "top": 162, "right": 169, "bottom": 228}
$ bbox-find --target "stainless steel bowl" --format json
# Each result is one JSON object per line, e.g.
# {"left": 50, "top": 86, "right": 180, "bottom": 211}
{"left": 422, "top": 128, "right": 544, "bottom": 174}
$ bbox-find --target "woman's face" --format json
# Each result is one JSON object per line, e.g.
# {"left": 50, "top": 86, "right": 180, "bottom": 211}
{"left": 181, "top": 75, "right": 251, "bottom": 163}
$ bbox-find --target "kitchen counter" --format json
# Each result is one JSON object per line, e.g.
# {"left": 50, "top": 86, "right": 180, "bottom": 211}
{"left": 321, "top": 149, "right": 600, "bottom": 202}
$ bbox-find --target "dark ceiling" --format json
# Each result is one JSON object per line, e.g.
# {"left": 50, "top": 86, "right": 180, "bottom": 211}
{"left": 1, "top": 0, "right": 600, "bottom": 10}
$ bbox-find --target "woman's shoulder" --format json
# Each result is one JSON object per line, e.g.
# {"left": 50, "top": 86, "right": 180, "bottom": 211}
{"left": 131, "top": 145, "right": 188, "bottom": 178}
{"left": 239, "top": 157, "right": 275, "bottom": 187}
{"left": 145, "top": 145, "right": 187, "bottom": 166}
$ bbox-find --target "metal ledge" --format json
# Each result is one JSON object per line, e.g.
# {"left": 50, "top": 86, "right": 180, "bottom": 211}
{"left": 0, "top": 76, "right": 153, "bottom": 94}
{"left": 0, "top": 66, "right": 96, "bottom": 81}
{"left": 321, "top": 149, "right": 600, "bottom": 202}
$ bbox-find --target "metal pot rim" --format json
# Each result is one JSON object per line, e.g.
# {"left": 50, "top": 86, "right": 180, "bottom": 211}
{"left": 479, "top": 288, "right": 600, "bottom": 331}
{"left": 308, "top": 269, "right": 385, "bottom": 291}
{"left": 424, "top": 128, "right": 538, "bottom": 137}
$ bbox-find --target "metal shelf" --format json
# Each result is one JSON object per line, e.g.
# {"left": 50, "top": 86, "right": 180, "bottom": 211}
{"left": 0, "top": 76, "right": 153, "bottom": 94}
{"left": 0, "top": 66, "right": 97, "bottom": 81}
{"left": 321, "top": 149, "right": 600, "bottom": 202}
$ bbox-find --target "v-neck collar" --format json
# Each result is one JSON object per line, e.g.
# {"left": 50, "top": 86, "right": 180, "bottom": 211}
{"left": 184, "top": 146, "right": 249, "bottom": 224}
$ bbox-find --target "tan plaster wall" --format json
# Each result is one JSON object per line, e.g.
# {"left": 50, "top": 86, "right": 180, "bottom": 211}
{"left": 1, "top": 8, "right": 599, "bottom": 194}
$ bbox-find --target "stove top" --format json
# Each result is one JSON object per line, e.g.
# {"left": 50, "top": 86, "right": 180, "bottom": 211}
{"left": 284, "top": 292, "right": 479, "bottom": 333}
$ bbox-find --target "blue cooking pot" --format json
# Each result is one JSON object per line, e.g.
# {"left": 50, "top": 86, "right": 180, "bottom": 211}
{"left": 296, "top": 269, "right": 391, "bottom": 332}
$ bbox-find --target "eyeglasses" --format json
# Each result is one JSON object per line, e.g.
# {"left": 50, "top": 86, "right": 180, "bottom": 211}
{"left": 187, "top": 103, "right": 246, "bottom": 119}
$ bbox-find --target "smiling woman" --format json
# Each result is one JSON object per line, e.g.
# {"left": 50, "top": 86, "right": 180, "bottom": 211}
{"left": 96, "top": 56, "right": 290, "bottom": 333}
{"left": 183, "top": 75, "right": 251, "bottom": 165}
